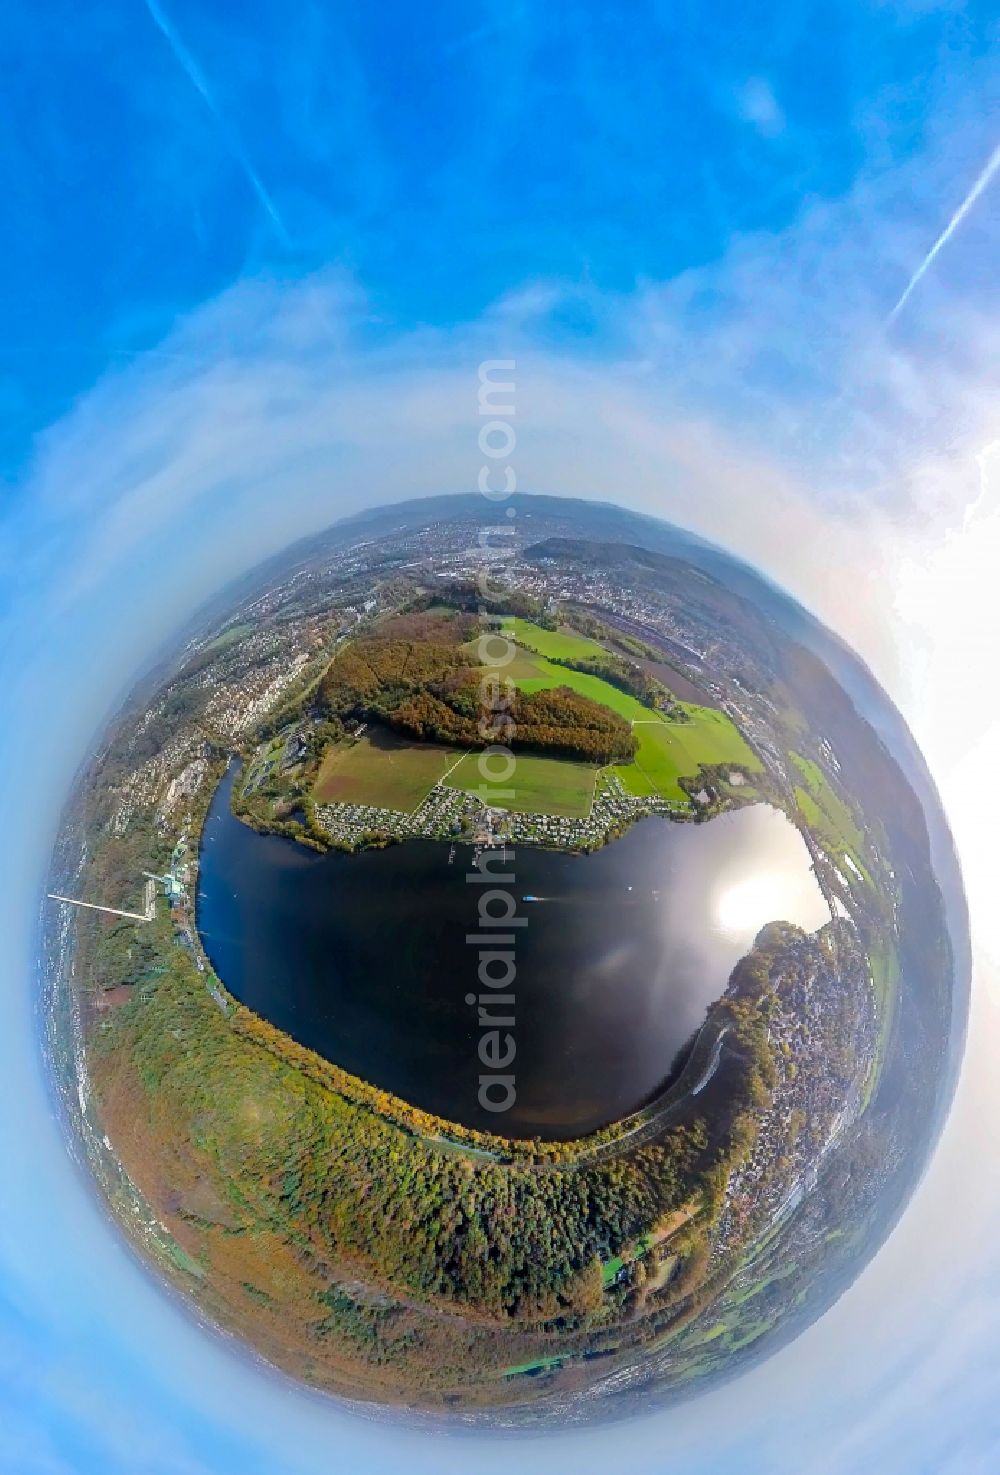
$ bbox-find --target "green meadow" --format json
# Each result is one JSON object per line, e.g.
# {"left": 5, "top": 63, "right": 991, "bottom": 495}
{"left": 500, "top": 617, "right": 609, "bottom": 662}
{"left": 500, "top": 637, "right": 663, "bottom": 722}
{"left": 486, "top": 625, "right": 764, "bottom": 805}
{"left": 617, "top": 707, "right": 761, "bottom": 802}
{"left": 444, "top": 750, "right": 597, "bottom": 818}
{"left": 790, "top": 752, "right": 869, "bottom": 878}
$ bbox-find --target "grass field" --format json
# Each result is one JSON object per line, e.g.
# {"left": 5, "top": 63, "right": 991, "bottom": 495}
{"left": 504, "top": 1354, "right": 565, "bottom": 1377}
{"left": 200, "top": 621, "right": 253, "bottom": 656}
{"left": 466, "top": 634, "right": 657, "bottom": 716}
{"left": 790, "top": 752, "right": 869, "bottom": 876}
{"left": 513, "top": 659, "right": 664, "bottom": 722}
{"left": 861, "top": 940, "right": 900, "bottom": 1110}
{"left": 313, "top": 729, "right": 461, "bottom": 811}
{"left": 312, "top": 631, "right": 760, "bottom": 817}
{"left": 444, "top": 750, "right": 597, "bottom": 817}
{"left": 617, "top": 705, "right": 761, "bottom": 802}
{"left": 475, "top": 632, "right": 762, "bottom": 804}
{"left": 501, "top": 617, "right": 609, "bottom": 662}
{"left": 496, "top": 646, "right": 552, "bottom": 680}
{"left": 501, "top": 620, "right": 666, "bottom": 723}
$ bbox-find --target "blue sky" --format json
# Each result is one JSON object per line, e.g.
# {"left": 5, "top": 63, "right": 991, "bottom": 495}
{"left": 1, "top": 4, "right": 1000, "bottom": 1473}
{"left": 1, "top": 0, "right": 996, "bottom": 466}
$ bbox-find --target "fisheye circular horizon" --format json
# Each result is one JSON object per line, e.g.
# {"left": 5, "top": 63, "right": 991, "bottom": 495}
{"left": 42, "top": 492, "right": 968, "bottom": 1425}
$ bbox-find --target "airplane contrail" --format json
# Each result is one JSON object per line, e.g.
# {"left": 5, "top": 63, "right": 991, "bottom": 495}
{"left": 142, "top": 0, "right": 293, "bottom": 250}
{"left": 887, "top": 141, "right": 1000, "bottom": 324}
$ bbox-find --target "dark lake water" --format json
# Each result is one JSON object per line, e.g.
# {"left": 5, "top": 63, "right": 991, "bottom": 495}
{"left": 197, "top": 769, "right": 828, "bottom": 1138}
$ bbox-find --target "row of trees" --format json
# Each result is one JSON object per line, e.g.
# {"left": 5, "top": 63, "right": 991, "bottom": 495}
{"left": 546, "top": 652, "right": 675, "bottom": 711}
{"left": 420, "top": 582, "right": 557, "bottom": 628}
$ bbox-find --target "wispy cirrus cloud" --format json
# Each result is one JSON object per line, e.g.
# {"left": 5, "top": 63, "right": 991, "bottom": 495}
{"left": 887, "top": 140, "right": 1000, "bottom": 324}
{"left": 142, "top": 0, "right": 293, "bottom": 249}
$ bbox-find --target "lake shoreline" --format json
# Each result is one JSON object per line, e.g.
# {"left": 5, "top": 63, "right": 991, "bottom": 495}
{"left": 197, "top": 767, "right": 828, "bottom": 1139}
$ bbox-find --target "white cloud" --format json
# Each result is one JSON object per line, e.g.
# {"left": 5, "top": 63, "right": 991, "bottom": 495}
{"left": 736, "top": 77, "right": 785, "bottom": 138}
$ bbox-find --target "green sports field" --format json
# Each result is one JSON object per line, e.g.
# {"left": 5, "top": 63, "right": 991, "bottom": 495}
{"left": 313, "top": 730, "right": 461, "bottom": 811}
{"left": 444, "top": 750, "right": 597, "bottom": 818}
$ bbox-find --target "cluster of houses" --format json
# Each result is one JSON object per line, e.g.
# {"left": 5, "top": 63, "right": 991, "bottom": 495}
{"left": 500, "top": 774, "right": 689, "bottom": 851}
{"left": 710, "top": 924, "right": 877, "bottom": 1272}
{"left": 314, "top": 783, "right": 483, "bottom": 850}
{"left": 313, "top": 770, "right": 696, "bottom": 855}
{"left": 242, "top": 727, "right": 312, "bottom": 796}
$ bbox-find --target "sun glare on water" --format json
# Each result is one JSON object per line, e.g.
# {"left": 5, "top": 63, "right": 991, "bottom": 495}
{"left": 715, "top": 873, "right": 798, "bottom": 940}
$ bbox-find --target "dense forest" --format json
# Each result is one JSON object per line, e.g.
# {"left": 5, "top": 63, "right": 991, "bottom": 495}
{"left": 318, "top": 631, "right": 638, "bottom": 765}
{"left": 87, "top": 909, "right": 786, "bottom": 1373}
